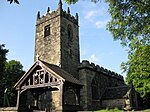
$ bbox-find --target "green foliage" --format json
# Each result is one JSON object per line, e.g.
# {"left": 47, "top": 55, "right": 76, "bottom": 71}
{"left": 7, "top": 0, "right": 19, "bottom": 4}
{"left": 0, "top": 44, "right": 25, "bottom": 106}
{"left": 96, "top": 109, "right": 150, "bottom": 112}
{"left": 126, "top": 45, "right": 150, "bottom": 98}
{"left": 0, "top": 44, "right": 8, "bottom": 79}
{"left": 106, "top": 0, "right": 150, "bottom": 47}
{"left": 64, "top": 0, "right": 99, "bottom": 4}
{"left": 0, "top": 44, "right": 8, "bottom": 106}
{"left": 64, "top": 0, "right": 79, "bottom": 4}
{"left": 3, "top": 60, "right": 25, "bottom": 106}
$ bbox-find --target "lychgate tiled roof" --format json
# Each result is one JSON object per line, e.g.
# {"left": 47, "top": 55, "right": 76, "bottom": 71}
{"left": 40, "top": 60, "right": 83, "bottom": 85}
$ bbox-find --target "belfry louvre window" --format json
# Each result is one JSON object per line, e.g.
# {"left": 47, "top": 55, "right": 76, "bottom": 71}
{"left": 44, "top": 25, "right": 50, "bottom": 37}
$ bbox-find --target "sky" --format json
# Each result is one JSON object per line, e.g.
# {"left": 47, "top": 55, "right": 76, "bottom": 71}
{"left": 0, "top": 0, "right": 128, "bottom": 77}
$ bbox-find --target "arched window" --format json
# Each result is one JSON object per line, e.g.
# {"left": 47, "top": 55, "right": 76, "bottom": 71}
{"left": 67, "top": 24, "right": 73, "bottom": 57}
{"left": 91, "top": 78, "right": 99, "bottom": 100}
{"left": 64, "top": 88, "right": 79, "bottom": 105}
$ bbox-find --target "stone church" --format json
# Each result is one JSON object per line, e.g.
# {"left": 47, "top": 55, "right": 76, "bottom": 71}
{"left": 14, "top": 0, "right": 138, "bottom": 111}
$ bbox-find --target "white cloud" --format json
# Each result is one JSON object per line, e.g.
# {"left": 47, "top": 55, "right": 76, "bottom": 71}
{"left": 83, "top": 7, "right": 110, "bottom": 29}
{"left": 84, "top": 7, "right": 107, "bottom": 20}
{"left": 91, "top": 54, "right": 98, "bottom": 61}
{"left": 95, "top": 20, "right": 109, "bottom": 29}
{"left": 84, "top": 11, "right": 95, "bottom": 20}
{"left": 88, "top": 54, "right": 99, "bottom": 62}
{"left": 84, "top": 7, "right": 107, "bottom": 21}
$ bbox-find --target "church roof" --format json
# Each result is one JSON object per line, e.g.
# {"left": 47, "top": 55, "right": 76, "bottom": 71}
{"left": 40, "top": 60, "right": 82, "bottom": 85}
{"left": 102, "top": 86, "right": 131, "bottom": 100}
{"left": 14, "top": 60, "right": 82, "bottom": 89}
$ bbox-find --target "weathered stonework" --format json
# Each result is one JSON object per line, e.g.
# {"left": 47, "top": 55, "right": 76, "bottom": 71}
{"left": 102, "top": 99, "right": 125, "bottom": 109}
{"left": 78, "top": 60, "right": 125, "bottom": 110}
{"left": 35, "top": 5, "right": 80, "bottom": 79}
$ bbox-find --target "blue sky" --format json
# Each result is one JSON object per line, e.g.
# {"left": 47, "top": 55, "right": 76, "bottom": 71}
{"left": 0, "top": 0, "right": 128, "bottom": 77}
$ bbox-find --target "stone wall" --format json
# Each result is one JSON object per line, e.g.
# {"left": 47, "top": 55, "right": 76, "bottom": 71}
{"left": 102, "top": 99, "right": 125, "bottom": 109}
{"left": 52, "top": 91, "right": 61, "bottom": 111}
{"left": 0, "top": 107, "right": 17, "bottom": 112}
{"left": 35, "top": 9, "right": 61, "bottom": 67}
{"left": 78, "top": 64, "right": 97, "bottom": 110}
{"left": 78, "top": 60, "right": 125, "bottom": 110}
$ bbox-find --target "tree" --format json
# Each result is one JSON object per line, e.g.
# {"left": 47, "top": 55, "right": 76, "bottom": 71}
{"left": 0, "top": 44, "right": 25, "bottom": 106}
{"left": 0, "top": 44, "right": 8, "bottom": 106}
{"left": 0, "top": 60, "right": 25, "bottom": 107}
{"left": 3, "top": 60, "right": 25, "bottom": 106}
{"left": 0, "top": 44, "right": 8, "bottom": 79}
{"left": 106, "top": 0, "right": 150, "bottom": 48}
{"left": 64, "top": 0, "right": 99, "bottom": 4}
{"left": 125, "top": 45, "right": 150, "bottom": 107}
{"left": 105, "top": 0, "right": 150, "bottom": 106}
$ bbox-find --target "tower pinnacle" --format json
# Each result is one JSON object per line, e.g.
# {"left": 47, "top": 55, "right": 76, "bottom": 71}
{"left": 58, "top": 0, "right": 62, "bottom": 9}
{"left": 47, "top": 7, "right": 50, "bottom": 13}
{"left": 67, "top": 7, "right": 70, "bottom": 14}
{"left": 37, "top": 11, "right": 40, "bottom": 20}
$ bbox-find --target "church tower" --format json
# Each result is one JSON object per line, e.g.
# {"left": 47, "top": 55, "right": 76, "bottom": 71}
{"left": 34, "top": 0, "right": 80, "bottom": 78}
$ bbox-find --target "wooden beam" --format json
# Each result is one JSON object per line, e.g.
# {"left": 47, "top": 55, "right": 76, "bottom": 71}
{"left": 21, "top": 82, "right": 61, "bottom": 90}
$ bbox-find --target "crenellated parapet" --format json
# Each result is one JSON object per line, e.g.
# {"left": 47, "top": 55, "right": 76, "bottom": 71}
{"left": 36, "top": 9, "right": 60, "bottom": 25}
{"left": 62, "top": 9, "right": 78, "bottom": 25}
{"left": 78, "top": 60, "right": 124, "bottom": 80}
{"left": 36, "top": 5, "right": 78, "bottom": 26}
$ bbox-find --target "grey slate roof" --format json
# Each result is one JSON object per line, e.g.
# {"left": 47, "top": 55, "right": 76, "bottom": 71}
{"left": 102, "top": 86, "right": 131, "bottom": 100}
{"left": 41, "top": 60, "right": 83, "bottom": 86}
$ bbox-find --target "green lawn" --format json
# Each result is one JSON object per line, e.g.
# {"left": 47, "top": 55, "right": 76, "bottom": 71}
{"left": 95, "top": 109, "right": 150, "bottom": 112}
{"left": 143, "top": 109, "right": 150, "bottom": 112}
{"left": 95, "top": 108, "right": 123, "bottom": 112}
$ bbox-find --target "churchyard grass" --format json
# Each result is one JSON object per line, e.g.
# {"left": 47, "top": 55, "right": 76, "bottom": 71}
{"left": 95, "top": 108, "right": 123, "bottom": 112}
{"left": 95, "top": 109, "right": 150, "bottom": 112}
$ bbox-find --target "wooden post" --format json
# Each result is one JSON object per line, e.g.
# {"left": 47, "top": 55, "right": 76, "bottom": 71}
{"left": 59, "top": 81, "right": 63, "bottom": 106}
{"left": 43, "top": 70, "right": 46, "bottom": 83}
{"left": 16, "top": 89, "right": 21, "bottom": 109}
{"left": 33, "top": 74, "right": 35, "bottom": 85}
